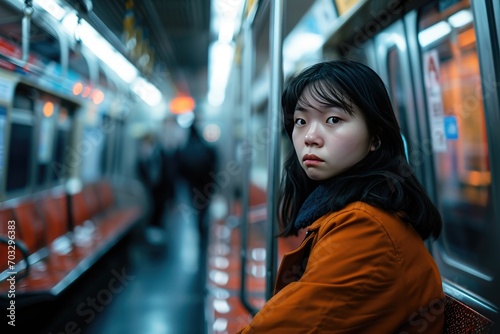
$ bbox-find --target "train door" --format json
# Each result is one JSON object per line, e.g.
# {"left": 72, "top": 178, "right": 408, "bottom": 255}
{"left": 337, "top": 0, "right": 499, "bottom": 321}
{"left": 410, "top": 0, "right": 498, "bottom": 320}
{"left": 373, "top": 20, "right": 423, "bottom": 180}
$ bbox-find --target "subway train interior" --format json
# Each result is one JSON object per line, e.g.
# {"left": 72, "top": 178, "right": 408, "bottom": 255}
{"left": 0, "top": 0, "right": 499, "bottom": 333}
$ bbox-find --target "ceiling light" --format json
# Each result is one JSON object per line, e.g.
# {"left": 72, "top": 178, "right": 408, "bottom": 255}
{"left": 131, "top": 77, "right": 162, "bottom": 107}
{"left": 418, "top": 21, "right": 452, "bottom": 48}
{"left": 448, "top": 9, "right": 473, "bottom": 29}
{"left": 34, "top": 0, "right": 66, "bottom": 21}
{"left": 218, "top": 20, "right": 235, "bottom": 43}
{"left": 208, "top": 41, "right": 235, "bottom": 106}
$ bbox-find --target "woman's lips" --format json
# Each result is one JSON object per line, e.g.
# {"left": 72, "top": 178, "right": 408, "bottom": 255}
{"left": 303, "top": 154, "right": 323, "bottom": 166}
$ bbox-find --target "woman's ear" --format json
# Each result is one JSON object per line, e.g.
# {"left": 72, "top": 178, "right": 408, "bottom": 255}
{"left": 370, "top": 137, "right": 381, "bottom": 151}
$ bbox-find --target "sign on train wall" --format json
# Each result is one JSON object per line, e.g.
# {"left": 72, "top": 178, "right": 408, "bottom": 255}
{"left": 334, "top": 0, "right": 360, "bottom": 15}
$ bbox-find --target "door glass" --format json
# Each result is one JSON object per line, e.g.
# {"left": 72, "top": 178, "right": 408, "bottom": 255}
{"left": 51, "top": 106, "right": 71, "bottom": 182}
{"left": 388, "top": 48, "right": 409, "bottom": 130}
{"left": 6, "top": 122, "right": 32, "bottom": 192}
{"left": 418, "top": 1, "right": 493, "bottom": 272}
{"left": 36, "top": 98, "right": 58, "bottom": 187}
{"left": 8, "top": 85, "right": 35, "bottom": 193}
{"left": 387, "top": 47, "right": 411, "bottom": 161}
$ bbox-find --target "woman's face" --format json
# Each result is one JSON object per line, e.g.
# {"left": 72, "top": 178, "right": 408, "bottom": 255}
{"left": 292, "top": 86, "right": 376, "bottom": 180}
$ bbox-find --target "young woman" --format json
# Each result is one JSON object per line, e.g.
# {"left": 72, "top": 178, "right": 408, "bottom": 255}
{"left": 237, "top": 59, "right": 444, "bottom": 333}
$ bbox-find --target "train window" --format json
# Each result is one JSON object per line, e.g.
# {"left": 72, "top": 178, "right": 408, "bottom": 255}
{"left": 7, "top": 85, "right": 36, "bottom": 193}
{"left": 6, "top": 120, "right": 32, "bottom": 192}
{"left": 69, "top": 49, "right": 91, "bottom": 84}
{"left": 387, "top": 47, "right": 410, "bottom": 137}
{"left": 51, "top": 107, "right": 71, "bottom": 182}
{"left": 13, "top": 86, "right": 35, "bottom": 111}
{"left": 36, "top": 160, "right": 48, "bottom": 186}
{"left": 418, "top": 1, "right": 493, "bottom": 272}
{"left": 100, "top": 115, "right": 115, "bottom": 176}
{"left": 36, "top": 98, "right": 58, "bottom": 188}
{"left": 112, "top": 119, "right": 124, "bottom": 175}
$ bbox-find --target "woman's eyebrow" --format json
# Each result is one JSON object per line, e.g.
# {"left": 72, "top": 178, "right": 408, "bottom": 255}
{"left": 330, "top": 106, "right": 351, "bottom": 113}
{"left": 294, "top": 100, "right": 313, "bottom": 111}
{"left": 322, "top": 99, "right": 345, "bottom": 108}
{"left": 294, "top": 106, "right": 308, "bottom": 112}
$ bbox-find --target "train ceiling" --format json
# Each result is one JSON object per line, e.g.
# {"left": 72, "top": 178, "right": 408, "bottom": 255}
{"left": 0, "top": 0, "right": 318, "bottom": 106}
{"left": 86, "top": 0, "right": 315, "bottom": 105}
{"left": 0, "top": 0, "right": 211, "bottom": 104}
{"left": 87, "top": 0, "right": 212, "bottom": 103}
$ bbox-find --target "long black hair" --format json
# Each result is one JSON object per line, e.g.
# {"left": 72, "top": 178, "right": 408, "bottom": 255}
{"left": 278, "top": 59, "right": 442, "bottom": 240}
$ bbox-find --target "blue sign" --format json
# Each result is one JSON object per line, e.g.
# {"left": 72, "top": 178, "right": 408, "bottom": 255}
{"left": 444, "top": 115, "right": 458, "bottom": 140}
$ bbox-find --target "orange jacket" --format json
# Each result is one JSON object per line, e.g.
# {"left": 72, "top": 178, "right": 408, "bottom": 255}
{"left": 236, "top": 202, "right": 444, "bottom": 333}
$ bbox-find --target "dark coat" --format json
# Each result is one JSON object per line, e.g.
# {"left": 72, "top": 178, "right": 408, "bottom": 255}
{"left": 137, "top": 143, "right": 176, "bottom": 202}
{"left": 177, "top": 127, "right": 217, "bottom": 190}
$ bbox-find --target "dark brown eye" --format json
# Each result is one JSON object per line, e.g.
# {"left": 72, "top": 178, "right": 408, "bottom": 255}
{"left": 327, "top": 116, "right": 341, "bottom": 124}
{"left": 294, "top": 118, "right": 306, "bottom": 126}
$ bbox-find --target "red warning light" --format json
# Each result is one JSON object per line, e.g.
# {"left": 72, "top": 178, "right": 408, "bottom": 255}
{"left": 170, "top": 96, "right": 195, "bottom": 114}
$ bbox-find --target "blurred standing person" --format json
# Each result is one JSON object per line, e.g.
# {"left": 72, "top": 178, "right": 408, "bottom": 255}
{"left": 159, "top": 116, "right": 185, "bottom": 206}
{"left": 137, "top": 130, "right": 174, "bottom": 245}
{"left": 177, "top": 122, "right": 218, "bottom": 248}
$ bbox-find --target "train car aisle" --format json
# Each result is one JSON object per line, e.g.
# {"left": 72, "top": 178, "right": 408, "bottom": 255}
{"left": 81, "top": 181, "right": 207, "bottom": 334}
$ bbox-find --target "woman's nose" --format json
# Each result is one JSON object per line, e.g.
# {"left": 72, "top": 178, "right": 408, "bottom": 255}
{"left": 304, "top": 125, "right": 323, "bottom": 147}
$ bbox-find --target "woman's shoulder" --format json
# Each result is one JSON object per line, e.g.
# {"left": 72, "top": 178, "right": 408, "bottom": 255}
{"left": 312, "top": 201, "right": 394, "bottom": 224}
{"left": 311, "top": 201, "right": 421, "bottom": 242}
{"left": 307, "top": 202, "right": 433, "bottom": 272}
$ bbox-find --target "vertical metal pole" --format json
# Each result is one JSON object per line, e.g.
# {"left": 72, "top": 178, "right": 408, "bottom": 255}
{"left": 58, "top": 29, "right": 69, "bottom": 78}
{"left": 22, "top": 2, "right": 34, "bottom": 63}
{"left": 238, "top": 15, "right": 259, "bottom": 316}
{"left": 265, "top": 0, "right": 284, "bottom": 301}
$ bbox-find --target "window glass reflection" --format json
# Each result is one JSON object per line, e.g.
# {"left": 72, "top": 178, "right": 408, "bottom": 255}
{"left": 419, "top": 1, "right": 493, "bottom": 272}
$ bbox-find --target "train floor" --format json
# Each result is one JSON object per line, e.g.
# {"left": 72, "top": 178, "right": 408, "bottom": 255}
{"left": 80, "top": 183, "right": 207, "bottom": 334}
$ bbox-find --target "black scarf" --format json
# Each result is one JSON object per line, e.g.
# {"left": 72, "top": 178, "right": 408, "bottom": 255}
{"left": 294, "top": 183, "right": 338, "bottom": 231}
{"left": 293, "top": 171, "right": 406, "bottom": 231}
